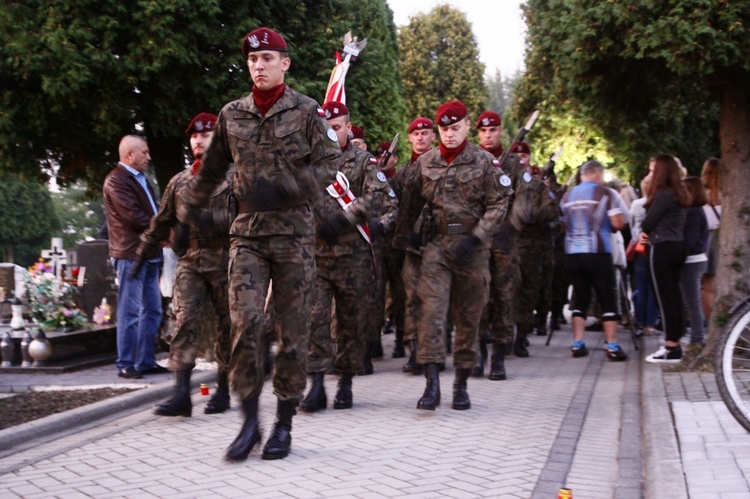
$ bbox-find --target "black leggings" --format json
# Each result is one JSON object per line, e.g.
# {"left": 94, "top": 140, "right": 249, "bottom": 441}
{"left": 565, "top": 253, "right": 619, "bottom": 322}
{"left": 649, "top": 241, "right": 686, "bottom": 343}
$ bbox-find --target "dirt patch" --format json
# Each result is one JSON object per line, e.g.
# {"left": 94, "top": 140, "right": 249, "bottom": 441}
{"left": 0, "top": 388, "right": 136, "bottom": 431}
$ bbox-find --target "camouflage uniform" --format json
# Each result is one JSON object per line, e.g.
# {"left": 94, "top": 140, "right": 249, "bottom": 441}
{"left": 406, "top": 143, "right": 511, "bottom": 368}
{"left": 141, "top": 167, "right": 234, "bottom": 371}
{"left": 181, "top": 86, "right": 340, "bottom": 401}
{"left": 308, "top": 143, "right": 392, "bottom": 374}
{"left": 534, "top": 180, "right": 566, "bottom": 329}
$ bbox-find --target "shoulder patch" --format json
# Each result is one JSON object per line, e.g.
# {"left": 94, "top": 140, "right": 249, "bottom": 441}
{"left": 499, "top": 174, "right": 512, "bottom": 187}
{"left": 317, "top": 107, "right": 326, "bottom": 117}
{"left": 376, "top": 171, "right": 387, "bottom": 183}
{"left": 492, "top": 159, "right": 500, "bottom": 167}
{"left": 523, "top": 172, "right": 532, "bottom": 183}
{"left": 370, "top": 157, "right": 378, "bottom": 165}
{"left": 388, "top": 189, "right": 396, "bottom": 198}
{"left": 326, "top": 128, "right": 338, "bottom": 142}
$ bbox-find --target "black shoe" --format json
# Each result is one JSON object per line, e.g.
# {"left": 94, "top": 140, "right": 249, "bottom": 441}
{"left": 381, "top": 317, "right": 395, "bottom": 335}
{"left": 299, "top": 372, "right": 327, "bottom": 413}
{"left": 535, "top": 313, "right": 548, "bottom": 336}
{"left": 403, "top": 339, "right": 423, "bottom": 374}
{"left": 224, "top": 395, "right": 261, "bottom": 462}
{"left": 371, "top": 339, "right": 384, "bottom": 360}
{"left": 571, "top": 344, "right": 589, "bottom": 358}
{"left": 514, "top": 334, "right": 529, "bottom": 358}
{"left": 417, "top": 364, "right": 441, "bottom": 410}
{"left": 606, "top": 345, "right": 628, "bottom": 361}
{"left": 488, "top": 342, "right": 506, "bottom": 381}
{"left": 452, "top": 369, "right": 471, "bottom": 410}
{"left": 471, "top": 338, "right": 488, "bottom": 377}
{"left": 204, "top": 370, "right": 230, "bottom": 414}
{"left": 117, "top": 366, "right": 142, "bottom": 379}
{"left": 141, "top": 364, "right": 169, "bottom": 375}
{"left": 333, "top": 373, "right": 353, "bottom": 409}
{"left": 154, "top": 369, "right": 192, "bottom": 417}
{"left": 262, "top": 400, "right": 296, "bottom": 460}
{"left": 392, "top": 329, "right": 406, "bottom": 358}
{"left": 360, "top": 355, "right": 374, "bottom": 375}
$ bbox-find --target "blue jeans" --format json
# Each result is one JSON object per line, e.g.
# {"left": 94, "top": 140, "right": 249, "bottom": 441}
{"left": 681, "top": 260, "right": 708, "bottom": 344}
{"left": 113, "top": 258, "right": 162, "bottom": 372}
{"left": 632, "top": 253, "right": 658, "bottom": 328}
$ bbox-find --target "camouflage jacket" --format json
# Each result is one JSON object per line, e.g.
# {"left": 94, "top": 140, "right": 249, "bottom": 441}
{"left": 406, "top": 143, "right": 512, "bottom": 246}
{"left": 181, "top": 85, "right": 341, "bottom": 237}
{"left": 315, "top": 142, "right": 394, "bottom": 257}
{"left": 389, "top": 158, "right": 424, "bottom": 250}
{"left": 141, "top": 166, "right": 234, "bottom": 262}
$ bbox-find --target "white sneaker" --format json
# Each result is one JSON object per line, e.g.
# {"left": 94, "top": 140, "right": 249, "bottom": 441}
{"left": 645, "top": 346, "right": 683, "bottom": 364}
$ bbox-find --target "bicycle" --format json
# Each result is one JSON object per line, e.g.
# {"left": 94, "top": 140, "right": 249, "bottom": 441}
{"left": 715, "top": 298, "right": 750, "bottom": 432}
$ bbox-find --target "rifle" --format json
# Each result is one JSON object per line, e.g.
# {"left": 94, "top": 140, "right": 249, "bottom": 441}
{"left": 542, "top": 146, "right": 564, "bottom": 180}
{"left": 377, "top": 133, "right": 399, "bottom": 172}
{"left": 497, "top": 109, "right": 539, "bottom": 167}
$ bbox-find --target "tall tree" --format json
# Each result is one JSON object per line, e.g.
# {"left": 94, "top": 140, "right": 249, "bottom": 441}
{"left": 51, "top": 181, "right": 105, "bottom": 250}
{"left": 398, "top": 5, "right": 489, "bottom": 122}
{"left": 520, "top": 0, "right": 750, "bottom": 359}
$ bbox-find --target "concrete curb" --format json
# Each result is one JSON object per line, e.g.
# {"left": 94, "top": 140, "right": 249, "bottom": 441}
{"left": 641, "top": 335, "right": 688, "bottom": 499}
{"left": 0, "top": 369, "right": 217, "bottom": 453}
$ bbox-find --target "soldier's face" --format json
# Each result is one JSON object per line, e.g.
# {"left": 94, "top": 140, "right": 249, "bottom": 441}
{"left": 247, "top": 51, "right": 290, "bottom": 90}
{"left": 438, "top": 119, "right": 470, "bottom": 149}
{"left": 517, "top": 152, "right": 530, "bottom": 166}
{"left": 190, "top": 131, "right": 213, "bottom": 160}
{"left": 352, "top": 138, "right": 367, "bottom": 150}
{"left": 327, "top": 116, "right": 351, "bottom": 147}
{"left": 477, "top": 126, "right": 502, "bottom": 151}
{"left": 409, "top": 129, "right": 435, "bottom": 155}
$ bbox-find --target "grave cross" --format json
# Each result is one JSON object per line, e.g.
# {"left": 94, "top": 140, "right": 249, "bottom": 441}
{"left": 40, "top": 237, "right": 67, "bottom": 280}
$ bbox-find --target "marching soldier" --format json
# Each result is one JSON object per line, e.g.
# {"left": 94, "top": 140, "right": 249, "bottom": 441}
{"left": 299, "top": 101, "right": 391, "bottom": 412}
{"left": 171, "top": 27, "right": 341, "bottom": 461}
{"left": 138, "top": 113, "right": 233, "bottom": 418}
{"left": 404, "top": 101, "right": 511, "bottom": 411}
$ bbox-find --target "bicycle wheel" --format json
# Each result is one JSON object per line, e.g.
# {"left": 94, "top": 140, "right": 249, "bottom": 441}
{"left": 715, "top": 301, "right": 750, "bottom": 432}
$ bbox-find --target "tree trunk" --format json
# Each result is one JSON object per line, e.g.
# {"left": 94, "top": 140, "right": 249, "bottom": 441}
{"left": 698, "top": 81, "right": 750, "bottom": 366}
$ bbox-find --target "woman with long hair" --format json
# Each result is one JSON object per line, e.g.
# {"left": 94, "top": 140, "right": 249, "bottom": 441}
{"left": 641, "top": 155, "right": 690, "bottom": 363}
{"left": 701, "top": 158, "right": 721, "bottom": 323}
{"left": 681, "top": 177, "right": 709, "bottom": 346}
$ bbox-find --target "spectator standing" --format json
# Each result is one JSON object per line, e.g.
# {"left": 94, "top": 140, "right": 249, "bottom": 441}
{"left": 630, "top": 176, "right": 659, "bottom": 336}
{"left": 701, "top": 158, "right": 721, "bottom": 324}
{"left": 681, "top": 177, "right": 709, "bottom": 346}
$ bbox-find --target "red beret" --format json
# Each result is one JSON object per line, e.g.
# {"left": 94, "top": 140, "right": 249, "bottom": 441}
{"left": 242, "top": 27, "right": 288, "bottom": 59}
{"left": 350, "top": 125, "right": 364, "bottom": 140}
{"left": 321, "top": 101, "right": 349, "bottom": 119}
{"left": 185, "top": 113, "right": 218, "bottom": 136}
{"left": 435, "top": 100, "right": 468, "bottom": 126}
{"left": 408, "top": 117, "right": 434, "bottom": 134}
{"left": 510, "top": 142, "right": 531, "bottom": 154}
{"left": 476, "top": 111, "right": 502, "bottom": 129}
{"left": 376, "top": 142, "right": 391, "bottom": 156}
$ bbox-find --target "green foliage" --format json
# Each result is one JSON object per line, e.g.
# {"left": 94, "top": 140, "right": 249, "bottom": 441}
{"left": 0, "top": 173, "right": 59, "bottom": 265}
{"left": 398, "top": 5, "right": 489, "bottom": 123}
{"left": 51, "top": 181, "right": 105, "bottom": 249}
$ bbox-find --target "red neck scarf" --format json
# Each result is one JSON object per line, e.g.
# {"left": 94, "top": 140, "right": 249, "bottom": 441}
{"left": 340, "top": 139, "right": 349, "bottom": 152}
{"left": 439, "top": 140, "right": 467, "bottom": 165}
{"left": 252, "top": 83, "right": 286, "bottom": 116}
{"left": 411, "top": 150, "right": 426, "bottom": 164}
{"left": 487, "top": 144, "right": 503, "bottom": 159}
{"left": 191, "top": 159, "right": 202, "bottom": 175}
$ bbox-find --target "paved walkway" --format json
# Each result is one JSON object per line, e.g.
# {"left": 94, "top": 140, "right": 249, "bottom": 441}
{"left": 0, "top": 323, "right": 748, "bottom": 498}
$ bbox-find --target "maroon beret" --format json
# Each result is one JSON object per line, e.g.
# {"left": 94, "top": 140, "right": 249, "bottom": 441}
{"left": 375, "top": 142, "right": 391, "bottom": 156}
{"left": 435, "top": 100, "right": 468, "bottom": 126}
{"left": 408, "top": 117, "right": 434, "bottom": 134}
{"left": 242, "top": 27, "right": 288, "bottom": 59}
{"left": 185, "top": 113, "right": 218, "bottom": 136}
{"left": 321, "top": 101, "right": 349, "bottom": 119}
{"left": 510, "top": 141, "right": 531, "bottom": 154}
{"left": 476, "top": 111, "right": 502, "bottom": 129}
{"left": 350, "top": 125, "right": 365, "bottom": 140}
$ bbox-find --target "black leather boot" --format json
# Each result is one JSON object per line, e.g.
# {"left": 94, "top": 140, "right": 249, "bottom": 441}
{"left": 299, "top": 372, "right": 327, "bottom": 413}
{"left": 452, "top": 368, "right": 471, "bottom": 410}
{"left": 371, "top": 337, "right": 384, "bottom": 359}
{"left": 224, "top": 395, "right": 261, "bottom": 461}
{"left": 381, "top": 316, "right": 395, "bottom": 335}
{"left": 392, "top": 329, "right": 406, "bottom": 358}
{"left": 535, "top": 312, "right": 548, "bottom": 336}
{"left": 333, "top": 373, "right": 353, "bottom": 409}
{"left": 262, "top": 399, "right": 296, "bottom": 460}
{"left": 488, "top": 342, "right": 507, "bottom": 380}
{"left": 514, "top": 328, "right": 530, "bottom": 358}
{"left": 403, "top": 339, "right": 423, "bottom": 374}
{"left": 361, "top": 345, "right": 374, "bottom": 375}
{"left": 154, "top": 369, "right": 192, "bottom": 417}
{"left": 471, "top": 338, "right": 488, "bottom": 377}
{"left": 416, "top": 363, "right": 440, "bottom": 410}
{"left": 205, "top": 369, "right": 231, "bottom": 414}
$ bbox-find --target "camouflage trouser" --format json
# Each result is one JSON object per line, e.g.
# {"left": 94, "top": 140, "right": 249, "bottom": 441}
{"left": 382, "top": 246, "right": 406, "bottom": 334}
{"left": 550, "top": 244, "right": 569, "bottom": 314}
{"left": 535, "top": 241, "right": 563, "bottom": 317}
{"left": 308, "top": 249, "right": 374, "bottom": 374}
{"left": 366, "top": 243, "right": 384, "bottom": 343}
{"left": 402, "top": 250, "right": 422, "bottom": 343}
{"left": 417, "top": 238, "right": 489, "bottom": 368}
{"left": 515, "top": 232, "right": 553, "bottom": 332}
{"left": 486, "top": 245, "right": 521, "bottom": 345}
{"left": 169, "top": 252, "right": 231, "bottom": 371}
{"left": 228, "top": 235, "right": 315, "bottom": 402}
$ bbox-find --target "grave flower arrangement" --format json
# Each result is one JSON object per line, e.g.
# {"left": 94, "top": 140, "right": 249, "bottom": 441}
{"left": 24, "top": 260, "right": 89, "bottom": 331}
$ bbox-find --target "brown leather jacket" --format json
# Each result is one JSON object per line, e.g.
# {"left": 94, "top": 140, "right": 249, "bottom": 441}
{"left": 102, "top": 164, "right": 160, "bottom": 260}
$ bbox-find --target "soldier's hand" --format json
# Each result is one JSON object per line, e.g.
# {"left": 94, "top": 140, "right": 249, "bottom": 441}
{"left": 367, "top": 218, "right": 385, "bottom": 241}
{"left": 448, "top": 235, "right": 482, "bottom": 266}
{"left": 131, "top": 241, "right": 157, "bottom": 278}
{"left": 318, "top": 212, "right": 352, "bottom": 245}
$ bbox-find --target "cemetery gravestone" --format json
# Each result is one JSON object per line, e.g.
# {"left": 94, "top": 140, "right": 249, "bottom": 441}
{"left": 75, "top": 240, "right": 118, "bottom": 322}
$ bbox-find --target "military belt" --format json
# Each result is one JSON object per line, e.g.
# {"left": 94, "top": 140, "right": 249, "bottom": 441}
{"left": 237, "top": 196, "right": 307, "bottom": 213}
{"left": 187, "top": 237, "right": 230, "bottom": 250}
{"left": 434, "top": 222, "right": 473, "bottom": 235}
